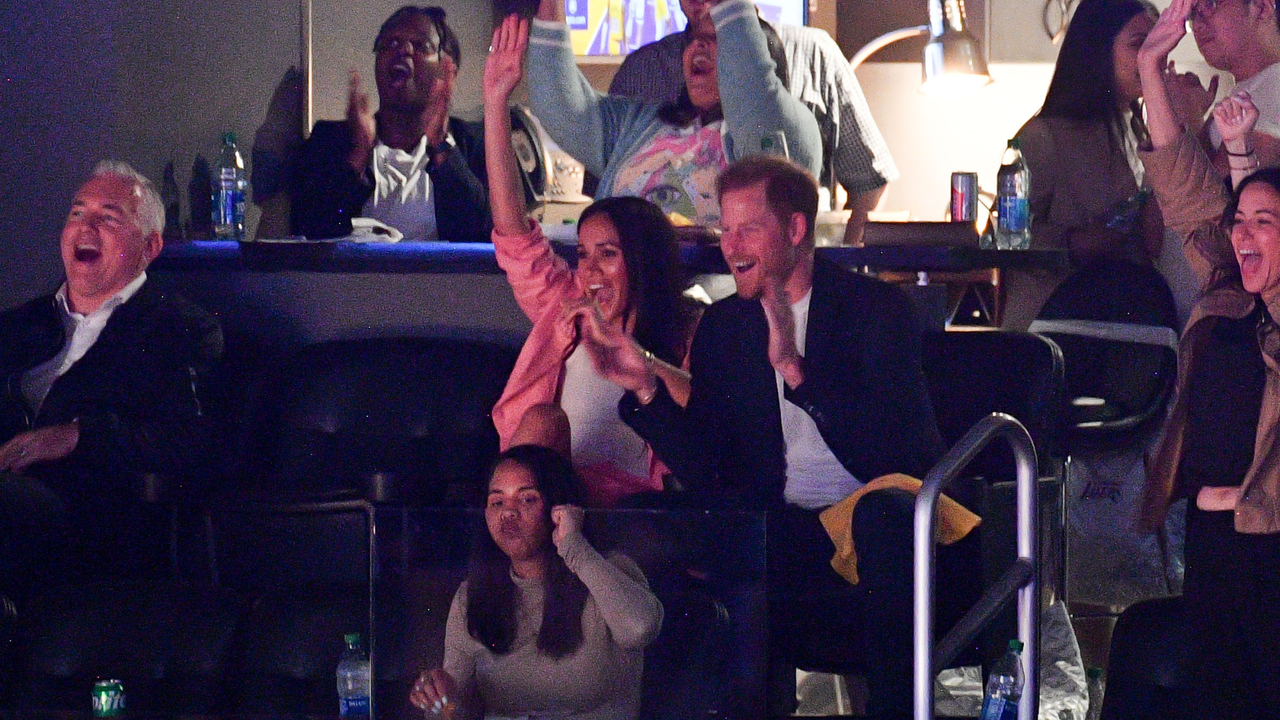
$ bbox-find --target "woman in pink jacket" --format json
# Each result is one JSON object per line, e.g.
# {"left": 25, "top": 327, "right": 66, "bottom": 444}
{"left": 484, "top": 15, "right": 697, "bottom": 507}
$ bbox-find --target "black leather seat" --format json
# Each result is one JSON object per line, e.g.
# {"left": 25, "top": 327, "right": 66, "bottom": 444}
{"left": 13, "top": 580, "right": 242, "bottom": 716}
{"left": 211, "top": 336, "right": 519, "bottom": 716}
{"left": 923, "top": 330, "right": 1068, "bottom": 661}
{"left": 1030, "top": 260, "right": 1179, "bottom": 453}
{"left": 775, "top": 330, "right": 1066, "bottom": 704}
{"left": 234, "top": 336, "right": 520, "bottom": 504}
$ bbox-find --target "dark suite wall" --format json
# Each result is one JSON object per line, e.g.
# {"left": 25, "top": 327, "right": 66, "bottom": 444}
{"left": 0, "top": 0, "right": 494, "bottom": 313}
{"left": 0, "top": 0, "right": 297, "bottom": 311}
{"left": 0, "top": 0, "right": 119, "bottom": 309}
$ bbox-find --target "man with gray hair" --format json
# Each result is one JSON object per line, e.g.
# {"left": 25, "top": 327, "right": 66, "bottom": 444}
{"left": 0, "top": 161, "right": 223, "bottom": 597}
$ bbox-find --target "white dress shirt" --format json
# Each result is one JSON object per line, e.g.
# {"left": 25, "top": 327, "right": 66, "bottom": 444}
{"left": 20, "top": 272, "right": 148, "bottom": 415}
{"left": 361, "top": 135, "right": 443, "bottom": 242}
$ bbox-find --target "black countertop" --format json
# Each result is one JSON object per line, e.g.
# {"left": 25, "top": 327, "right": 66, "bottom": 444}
{"left": 154, "top": 240, "right": 1069, "bottom": 276}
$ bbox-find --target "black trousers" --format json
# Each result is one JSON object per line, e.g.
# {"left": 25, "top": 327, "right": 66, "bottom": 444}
{"left": 769, "top": 489, "right": 980, "bottom": 719}
{"left": 0, "top": 470, "right": 171, "bottom": 601}
{"left": 1181, "top": 506, "right": 1280, "bottom": 720}
{"left": 0, "top": 471, "right": 69, "bottom": 600}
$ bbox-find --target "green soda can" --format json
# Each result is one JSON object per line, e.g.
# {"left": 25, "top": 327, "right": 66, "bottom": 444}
{"left": 92, "top": 679, "right": 125, "bottom": 717}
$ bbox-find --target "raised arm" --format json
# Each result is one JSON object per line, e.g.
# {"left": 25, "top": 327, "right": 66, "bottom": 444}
{"left": 485, "top": 15, "right": 533, "bottom": 238}
{"left": 485, "top": 15, "right": 578, "bottom": 319}
{"left": 1138, "top": 0, "right": 1197, "bottom": 150}
{"left": 527, "top": 0, "right": 649, "bottom": 178}
{"left": 1138, "top": 0, "right": 1235, "bottom": 288}
{"left": 711, "top": 0, "right": 822, "bottom": 176}
{"left": 552, "top": 506, "right": 663, "bottom": 649}
{"left": 1215, "top": 89, "right": 1261, "bottom": 190}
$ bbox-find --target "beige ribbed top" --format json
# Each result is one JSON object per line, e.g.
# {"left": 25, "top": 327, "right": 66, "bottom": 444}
{"left": 442, "top": 532, "right": 663, "bottom": 720}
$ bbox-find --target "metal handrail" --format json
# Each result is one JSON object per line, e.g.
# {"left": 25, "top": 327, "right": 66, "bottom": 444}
{"left": 914, "top": 412, "right": 1039, "bottom": 720}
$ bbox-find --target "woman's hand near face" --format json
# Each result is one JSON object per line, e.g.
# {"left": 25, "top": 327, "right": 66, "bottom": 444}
{"left": 1137, "top": 0, "right": 1190, "bottom": 72}
{"left": 409, "top": 668, "right": 458, "bottom": 716}
{"left": 551, "top": 504, "right": 585, "bottom": 547}
{"left": 1216, "top": 90, "right": 1261, "bottom": 189}
{"left": 564, "top": 299, "right": 656, "bottom": 396}
{"left": 1138, "top": 0, "right": 1198, "bottom": 148}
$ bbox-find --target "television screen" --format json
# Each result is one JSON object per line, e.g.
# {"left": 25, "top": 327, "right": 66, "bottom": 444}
{"left": 565, "top": 0, "right": 806, "bottom": 56}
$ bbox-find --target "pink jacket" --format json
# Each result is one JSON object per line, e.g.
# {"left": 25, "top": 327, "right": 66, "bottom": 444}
{"left": 491, "top": 224, "right": 665, "bottom": 506}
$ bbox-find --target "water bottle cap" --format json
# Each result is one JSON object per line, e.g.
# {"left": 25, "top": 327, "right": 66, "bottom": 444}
{"left": 222, "top": 132, "right": 237, "bottom": 145}
{"left": 344, "top": 632, "right": 362, "bottom": 646}
{"left": 1007, "top": 138, "right": 1021, "bottom": 150}
{"left": 1008, "top": 639, "right": 1024, "bottom": 652}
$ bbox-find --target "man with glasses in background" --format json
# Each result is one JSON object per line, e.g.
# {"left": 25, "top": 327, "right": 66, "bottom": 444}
{"left": 1164, "top": 0, "right": 1280, "bottom": 167}
{"left": 291, "top": 6, "right": 491, "bottom": 242}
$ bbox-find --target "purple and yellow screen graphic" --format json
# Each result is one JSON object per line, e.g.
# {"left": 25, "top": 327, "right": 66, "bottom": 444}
{"left": 565, "top": 0, "right": 804, "bottom": 56}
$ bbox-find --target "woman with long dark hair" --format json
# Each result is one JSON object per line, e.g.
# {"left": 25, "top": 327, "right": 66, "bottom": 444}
{"left": 409, "top": 445, "right": 663, "bottom": 720}
{"left": 1003, "top": 0, "right": 1170, "bottom": 329}
{"left": 484, "top": 15, "right": 699, "bottom": 507}
{"left": 1136, "top": 1, "right": 1280, "bottom": 716}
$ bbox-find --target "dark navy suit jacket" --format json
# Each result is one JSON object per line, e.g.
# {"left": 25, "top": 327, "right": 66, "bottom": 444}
{"left": 290, "top": 118, "right": 491, "bottom": 242}
{"left": 622, "top": 255, "right": 944, "bottom": 509}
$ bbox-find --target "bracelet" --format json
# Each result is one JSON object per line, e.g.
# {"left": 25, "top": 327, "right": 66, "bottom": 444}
{"left": 1225, "top": 148, "right": 1256, "bottom": 157}
{"left": 636, "top": 349, "right": 659, "bottom": 404}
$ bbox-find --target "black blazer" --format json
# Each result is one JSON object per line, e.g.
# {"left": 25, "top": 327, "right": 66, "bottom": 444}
{"left": 0, "top": 282, "right": 224, "bottom": 496}
{"left": 290, "top": 117, "right": 491, "bottom": 242}
{"left": 622, "top": 255, "right": 943, "bottom": 509}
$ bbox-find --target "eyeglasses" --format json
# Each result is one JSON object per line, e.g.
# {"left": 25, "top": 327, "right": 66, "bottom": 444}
{"left": 374, "top": 36, "right": 440, "bottom": 57}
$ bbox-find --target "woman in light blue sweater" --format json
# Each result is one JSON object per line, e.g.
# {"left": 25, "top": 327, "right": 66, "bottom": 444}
{"left": 526, "top": 0, "right": 821, "bottom": 226}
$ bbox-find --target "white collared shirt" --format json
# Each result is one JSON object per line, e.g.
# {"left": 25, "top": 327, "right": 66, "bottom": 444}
{"left": 361, "top": 135, "right": 442, "bottom": 242}
{"left": 778, "top": 288, "right": 863, "bottom": 509}
{"left": 20, "top": 272, "right": 148, "bottom": 415}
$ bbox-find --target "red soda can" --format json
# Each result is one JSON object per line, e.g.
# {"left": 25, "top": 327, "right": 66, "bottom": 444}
{"left": 951, "top": 172, "right": 979, "bottom": 223}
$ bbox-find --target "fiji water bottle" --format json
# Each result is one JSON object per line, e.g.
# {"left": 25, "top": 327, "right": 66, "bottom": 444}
{"left": 980, "top": 639, "right": 1024, "bottom": 720}
{"left": 336, "top": 632, "right": 371, "bottom": 716}
{"left": 211, "top": 132, "right": 247, "bottom": 241}
{"left": 1085, "top": 667, "right": 1105, "bottom": 720}
{"left": 995, "top": 139, "right": 1031, "bottom": 250}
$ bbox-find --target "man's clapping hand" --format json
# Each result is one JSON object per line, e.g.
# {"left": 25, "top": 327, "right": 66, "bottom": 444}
{"left": 0, "top": 422, "right": 80, "bottom": 473}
